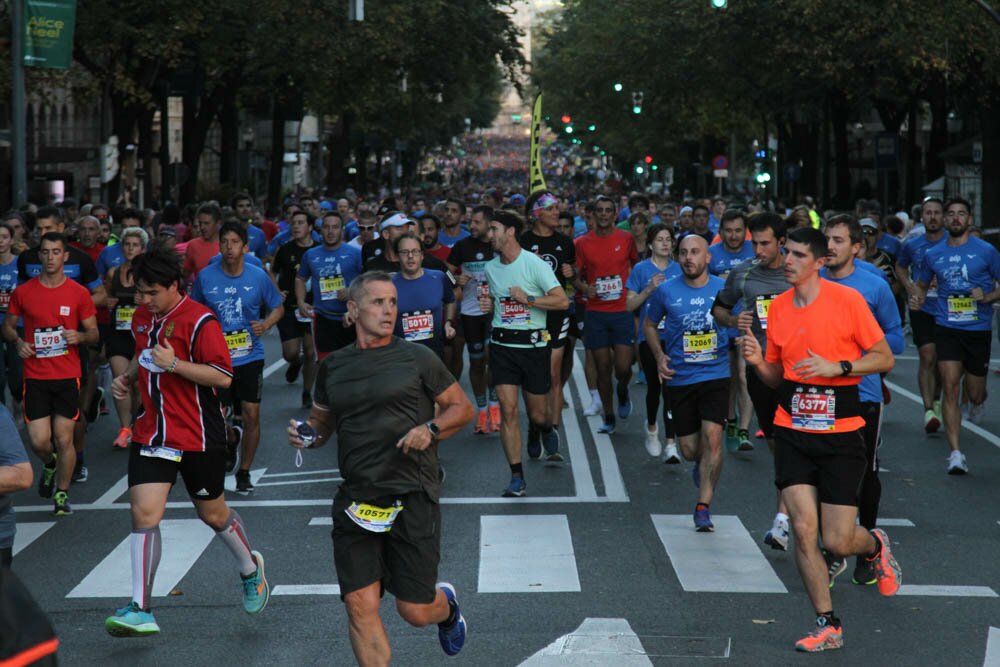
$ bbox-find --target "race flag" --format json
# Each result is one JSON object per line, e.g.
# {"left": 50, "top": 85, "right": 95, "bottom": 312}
{"left": 529, "top": 93, "right": 548, "bottom": 194}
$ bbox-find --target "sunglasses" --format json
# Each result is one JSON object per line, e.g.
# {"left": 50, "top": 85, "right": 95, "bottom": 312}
{"left": 358, "top": 224, "right": 376, "bottom": 231}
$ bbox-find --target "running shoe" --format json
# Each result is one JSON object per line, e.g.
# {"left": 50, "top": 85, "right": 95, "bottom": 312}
{"left": 113, "top": 426, "right": 131, "bottom": 449}
{"left": 947, "top": 450, "right": 968, "bottom": 475}
{"left": 693, "top": 505, "right": 713, "bottom": 532}
{"left": 301, "top": 391, "right": 312, "bottom": 409}
{"left": 285, "top": 359, "right": 302, "bottom": 384}
{"left": 869, "top": 528, "right": 901, "bottom": 596}
{"left": 691, "top": 460, "right": 700, "bottom": 489}
{"left": 53, "top": 490, "right": 72, "bottom": 516}
{"left": 583, "top": 401, "right": 603, "bottom": 417}
{"left": 644, "top": 429, "right": 663, "bottom": 458}
{"left": 852, "top": 556, "right": 877, "bottom": 585}
{"left": 737, "top": 429, "right": 753, "bottom": 451}
{"left": 795, "top": 616, "right": 842, "bottom": 652}
{"left": 241, "top": 550, "right": 269, "bottom": 614}
{"left": 923, "top": 409, "right": 941, "bottom": 433}
{"left": 755, "top": 429, "right": 765, "bottom": 439}
{"left": 597, "top": 421, "right": 616, "bottom": 435}
{"left": 542, "top": 428, "right": 563, "bottom": 462}
{"left": 474, "top": 409, "right": 489, "bottom": 435}
{"left": 38, "top": 459, "right": 56, "bottom": 498}
{"left": 437, "top": 582, "right": 466, "bottom": 656}
{"left": 663, "top": 442, "right": 681, "bottom": 464}
{"left": 967, "top": 401, "right": 986, "bottom": 425}
{"left": 725, "top": 421, "right": 739, "bottom": 451}
{"left": 526, "top": 424, "right": 542, "bottom": 460}
{"left": 105, "top": 602, "right": 160, "bottom": 637}
{"left": 617, "top": 387, "right": 632, "bottom": 419}
{"left": 823, "top": 549, "right": 846, "bottom": 588}
{"left": 764, "top": 516, "right": 789, "bottom": 551}
{"left": 235, "top": 470, "right": 254, "bottom": 495}
{"left": 488, "top": 404, "right": 501, "bottom": 432}
{"left": 72, "top": 462, "right": 88, "bottom": 483}
{"left": 501, "top": 476, "right": 526, "bottom": 498}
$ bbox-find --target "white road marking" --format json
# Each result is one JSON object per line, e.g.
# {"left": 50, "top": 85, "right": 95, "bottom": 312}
{"left": 272, "top": 584, "right": 341, "bottom": 596}
{"left": 873, "top": 518, "right": 915, "bottom": 527}
{"left": 12, "top": 521, "right": 55, "bottom": 556}
{"left": 92, "top": 474, "right": 130, "bottom": 506}
{"left": 67, "top": 519, "right": 216, "bottom": 598}
{"left": 253, "top": 477, "right": 342, "bottom": 488}
{"left": 519, "top": 618, "right": 654, "bottom": 666}
{"left": 262, "top": 358, "right": 287, "bottom": 378}
{"left": 561, "top": 375, "right": 598, "bottom": 499}
{"left": 651, "top": 514, "right": 787, "bottom": 593}
{"left": 479, "top": 515, "right": 580, "bottom": 593}
{"left": 571, "top": 351, "right": 628, "bottom": 501}
{"left": 224, "top": 468, "right": 267, "bottom": 492}
{"left": 260, "top": 468, "right": 341, "bottom": 478}
{"left": 308, "top": 517, "right": 332, "bottom": 526}
{"left": 885, "top": 380, "right": 1000, "bottom": 449}
{"left": 897, "top": 585, "right": 997, "bottom": 598}
{"left": 984, "top": 627, "right": 1000, "bottom": 666}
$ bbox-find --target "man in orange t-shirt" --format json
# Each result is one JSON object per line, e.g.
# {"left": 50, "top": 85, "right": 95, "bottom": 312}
{"left": 741, "top": 227, "right": 900, "bottom": 653}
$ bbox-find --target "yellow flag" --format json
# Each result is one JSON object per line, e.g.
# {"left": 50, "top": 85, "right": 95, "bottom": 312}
{"left": 529, "top": 93, "right": 548, "bottom": 194}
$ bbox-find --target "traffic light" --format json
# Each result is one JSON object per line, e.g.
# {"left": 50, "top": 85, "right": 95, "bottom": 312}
{"left": 613, "top": 82, "right": 623, "bottom": 92}
{"left": 754, "top": 148, "right": 768, "bottom": 159}
{"left": 644, "top": 155, "right": 653, "bottom": 164}
{"left": 635, "top": 165, "right": 645, "bottom": 175}
{"left": 632, "top": 91, "right": 644, "bottom": 115}
{"left": 587, "top": 124, "right": 597, "bottom": 132}
{"left": 755, "top": 171, "right": 771, "bottom": 184}
{"left": 565, "top": 125, "right": 574, "bottom": 134}
{"left": 561, "top": 114, "right": 572, "bottom": 124}
{"left": 710, "top": 0, "right": 727, "bottom": 8}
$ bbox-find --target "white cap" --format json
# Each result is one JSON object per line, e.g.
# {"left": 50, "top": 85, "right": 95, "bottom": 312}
{"left": 380, "top": 213, "right": 413, "bottom": 231}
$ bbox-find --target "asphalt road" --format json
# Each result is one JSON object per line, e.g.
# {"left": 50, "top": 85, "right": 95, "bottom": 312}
{"left": 8, "top": 331, "right": 1000, "bottom": 666}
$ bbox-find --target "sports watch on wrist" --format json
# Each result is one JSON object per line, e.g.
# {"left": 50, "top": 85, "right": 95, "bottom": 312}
{"left": 425, "top": 421, "right": 441, "bottom": 441}
{"left": 839, "top": 360, "right": 853, "bottom": 376}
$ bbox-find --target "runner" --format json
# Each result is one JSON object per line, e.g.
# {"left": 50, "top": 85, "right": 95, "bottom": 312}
{"left": 182, "top": 204, "right": 223, "bottom": 278}
{"left": 556, "top": 211, "right": 583, "bottom": 394}
{"left": 480, "top": 210, "right": 569, "bottom": 496}
{"left": 439, "top": 197, "right": 470, "bottom": 248}
{"left": 392, "top": 233, "right": 456, "bottom": 359}
{"left": 3, "top": 232, "right": 99, "bottom": 516}
{"left": 296, "top": 211, "right": 364, "bottom": 360}
{"left": 192, "top": 221, "right": 284, "bottom": 494}
{"left": 104, "top": 245, "right": 269, "bottom": 637}
{"left": 574, "top": 195, "right": 639, "bottom": 434}
{"left": 105, "top": 227, "right": 148, "bottom": 449}
{"left": 741, "top": 226, "right": 901, "bottom": 652}
{"left": 0, "top": 223, "right": 21, "bottom": 418}
{"left": 820, "top": 215, "right": 905, "bottom": 586}
{"left": 286, "top": 270, "right": 473, "bottom": 663}
{"left": 912, "top": 196, "right": 1000, "bottom": 474}
{"left": 270, "top": 209, "right": 318, "bottom": 408}
{"left": 711, "top": 212, "right": 792, "bottom": 550}
{"left": 0, "top": 401, "right": 31, "bottom": 567}
{"left": 418, "top": 214, "right": 452, "bottom": 263}
{"left": 626, "top": 222, "right": 681, "bottom": 462}
{"left": 644, "top": 235, "right": 730, "bottom": 531}
{"left": 346, "top": 209, "right": 378, "bottom": 251}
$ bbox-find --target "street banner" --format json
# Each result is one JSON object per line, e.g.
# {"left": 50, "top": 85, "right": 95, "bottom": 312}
{"left": 529, "top": 93, "right": 548, "bottom": 194}
{"left": 23, "top": 0, "right": 77, "bottom": 69}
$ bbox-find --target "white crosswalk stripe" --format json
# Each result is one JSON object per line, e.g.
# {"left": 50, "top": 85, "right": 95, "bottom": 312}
{"left": 478, "top": 515, "right": 581, "bottom": 593}
{"left": 13, "top": 521, "right": 55, "bottom": 556}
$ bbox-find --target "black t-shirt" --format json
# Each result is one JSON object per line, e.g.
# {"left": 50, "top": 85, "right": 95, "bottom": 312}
{"left": 17, "top": 245, "right": 100, "bottom": 290}
{"left": 447, "top": 237, "right": 494, "bottom": 317}
{"left": 272, "top": 239, "right": 316, "bottom": 308}
{"left": 519, "top": 230, "right": 576, "bottom": 293}
{"left": 314, "top": 337, "right": 454, "bottom": 501}
{"left": 362, "top": 239, "right": 387, "bottom": 266}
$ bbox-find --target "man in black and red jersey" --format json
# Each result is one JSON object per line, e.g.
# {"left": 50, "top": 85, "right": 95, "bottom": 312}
{"left": 103, "top": 246, "right": 269, "bottom": 638}
{"left": 3, "top": 233, "right": 99, "bottom": 516}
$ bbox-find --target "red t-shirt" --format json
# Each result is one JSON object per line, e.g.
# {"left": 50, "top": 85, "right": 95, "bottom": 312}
{"left": 131, "top": 296, "right": 233, "bottom": 452}
{"left": 260, "top": 219, "right": 279, "bottom": 241}
{"left": 8, "top": 277, "right": 97, "bottom": 380}
{"left": 765, "top": 279, "right": 886, "bottom": 433}
{"left": 574, "top": 229, "right": 638, "bottom": 312}
{"left": 183, "top": 237, "right": 220, "bottom": 277}
{"left": 426, "top": 245, "right": 452, "bottom": 264}
{"left": 71, "top": 241, "right": 110, "bottom": 324}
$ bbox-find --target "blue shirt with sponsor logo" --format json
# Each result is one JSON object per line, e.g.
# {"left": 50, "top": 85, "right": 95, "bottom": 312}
{"left": 392, "top": 270, "right": 455, "bottom": 353}
{"left": 96, "top": 243, "right": 126, "bottom": 277}
{"left": 0, "top": 257, "right": 18, "bottom": 314}
{"left": 897, "top": 232, "right": 946, "bottom": 318}
{"left": 297, "top": 244, "right": 364, "bottom": 319}
{"left": 625, "top": 258, "right": 682, "bottom": 343}
{"left": 191, "top": 262, "right": 283, "bottom": 367}
{"left": 916, "top": 237, "right": 1000, "bottom": 331}
{"left": 707, "top": 241, "right": 755, "bottom": 277}
{"left": 247, "top": 224, "right": 267, "bottom": 257}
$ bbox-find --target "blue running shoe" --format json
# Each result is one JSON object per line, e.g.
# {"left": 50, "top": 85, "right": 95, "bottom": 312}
{"left": 692, "top": 461, "right": 701, "bottom": 489}
{"left": 501, "top": 476, "right": 526, "bottom": 497}
{"left": 526, "top": 424, "right": 542, "bottom": 460}
{"left": 241, "top": 550, "right": 269, "bottom": 614}
{"left": 542, "top": 428, "right": 563, "bottom": 462}
{"left": 597, "top": 421, "right": 616, "bottom": 434}
{"left": 694, "top": 505, "right": 714, "bottom": 532}
{"left": 105, "top": 601, "right": 160, "bottom": 637}
{"left": 437, "top": 582, "right": 467, "bottom": 656}
{"left": 617, "top": 387, "right": 632, "bottom": 419}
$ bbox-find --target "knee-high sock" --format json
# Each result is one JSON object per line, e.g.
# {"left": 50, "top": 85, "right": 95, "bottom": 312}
{"left": 215, "top": 510, "right": 257, "bottom": 576}
{"left": 131, "top": 526, "right": 161, "bottom": 610}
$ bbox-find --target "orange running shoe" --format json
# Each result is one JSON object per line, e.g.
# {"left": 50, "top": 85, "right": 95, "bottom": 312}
{"left": 488, "top": 404, "right": 501, "bottom": 432}
{"left": 795, "top": 617, "right": 843, "bottom": 652}
{"left": 113, "top": 426, "right": 131, "bottom": 449}
{"left": 869, "top": 528, "right": 901, "bottom": 596}
{"left": 474, "top": 410, "right": 489, "bottom": 434}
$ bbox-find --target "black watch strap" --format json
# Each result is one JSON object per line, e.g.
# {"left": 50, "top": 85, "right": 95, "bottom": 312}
{"left": 840, "top": 360, "right": 853, "bottom": 376}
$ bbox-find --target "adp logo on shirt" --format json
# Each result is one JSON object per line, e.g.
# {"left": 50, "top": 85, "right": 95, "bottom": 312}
{"left": 59, "top": 306, "right": 70, "bottom": 316}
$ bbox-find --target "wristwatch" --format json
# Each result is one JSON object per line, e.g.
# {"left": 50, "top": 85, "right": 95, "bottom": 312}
{"left": 425, "top": 421, "right": 441, "bottom": 441}
{"left": 527, "top": 295, "right": 536, "bottom": 304}
{"left": 839, "top": 360, "right": 853, "bottom": 376}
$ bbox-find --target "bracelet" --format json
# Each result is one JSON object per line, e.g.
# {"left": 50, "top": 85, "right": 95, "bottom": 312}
{"left": 167, "top": 358, "right": 178, "bottom": 373}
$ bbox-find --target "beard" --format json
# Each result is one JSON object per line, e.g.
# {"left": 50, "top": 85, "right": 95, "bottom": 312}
{"left": 947, "top": 225, "right": 966, "bottom": 238}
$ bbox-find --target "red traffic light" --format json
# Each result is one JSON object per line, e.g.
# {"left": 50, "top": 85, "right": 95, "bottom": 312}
{"left": 561, "top": 115, "right": 572, "bottom": 124}
{"left": 644, "top": 155, "right": 653, "bottom": 164}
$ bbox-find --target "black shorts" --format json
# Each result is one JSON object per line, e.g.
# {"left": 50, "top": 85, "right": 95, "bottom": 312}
{"left": 23, "top": 378, "right": 80, "bottom": 422}
{"left": 461, "top": 314, "right": 491, "bottom": 359}
{"left": 228, "top": 360, "right": 264, "bottom": 404}
{"left": 106, "top": 330, "right": 135, "bottom": 360}
{"left": 572, "top": 303, "right": 586, "bottom": 337}
{"left": 935, "top": 325, "right": 991, "bottom": 377}
{"left": 490, "top": 343, "right": 551, "bottom": 395}
{"left": 746, "top": 363, "right": 779, "bottom": 439}
{"left": 95, "top": 323, "right": 113, "bottom": 353}
{"left": 546, "top": 311, "right": 571, "bottom": 350}
{"left": 331, "top": 489, "right": 440, "bottom": 604}
{"left": 909, "top": 309, "right": 936, "bottom": 348}
{"left": 860, "top": 401, "right": 882, "bottom": 474}
{"left": 127, "top": 443, "right": 226, "bottom": 501}
{"left": 314, "top": 314, "right": 356, "bottom": 355}
{"left": 277, "top": 311, "right": 311, "bottom": 343}
{"left": 666, "top": 377, "right": 729, "bottom": 437}
{"left": 773, "top": 426, "right": 867, "bottom": 506}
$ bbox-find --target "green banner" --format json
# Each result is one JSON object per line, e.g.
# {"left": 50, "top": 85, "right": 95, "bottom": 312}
{"left": 23, "top": 0, "right": 77, "bottom": 69}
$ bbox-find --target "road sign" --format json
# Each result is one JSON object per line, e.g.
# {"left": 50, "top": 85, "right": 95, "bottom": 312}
{"left": 711, "top": 155, "right": 729, "bottom": 170}
{"left": 713, "top": 169, "right": 729, "bottom": 178}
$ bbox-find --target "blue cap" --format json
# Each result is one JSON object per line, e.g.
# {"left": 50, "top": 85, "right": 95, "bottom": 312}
{"left": 509, "top": 193, "right": 526, "bottom": 206}
{"left": 319, "top": 200, "right": 333, "bottom": 210}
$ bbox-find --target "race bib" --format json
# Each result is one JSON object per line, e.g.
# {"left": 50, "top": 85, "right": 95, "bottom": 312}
{"left": 139, "top": 445, "right": 183, "bottom": 462}
{"left": 115, "top": 305, "right": 137, "bottom": 331}
{"left": 682, "top": 329, "right": 718, "bottom": 362}
{"left": 755, "top": 294, "right": 779, "bottom": 330}
{"left": 946, "top": 294, "right": 977, "bottom": 323}
{"left": 595, "top": 275, "right": 623, "bottom": 301}
{"left": 319, "top": 274, "right": 345, "bottom": 301}
{"left": 345, "top": 500, "right": 404, "bottom": 533}
{"left": 138, "top": 348, "right": 168, "bottom": 373}
{"left": 790, "top": 388, "right": 836, "bottom": 431}
{"left": 224, "top": 328, "right": 252, "bottom": 358}
{"left": 499, "top": 297, "right": 530, "bottom": 326}
{"left": 33, "top": 327, "right": 68, "bottom": 358}
{"left": 0, "top": 289, "right": 10, "bottom": 311}
{"left": 401, "top": 310, "right": 434, "bottom": 341}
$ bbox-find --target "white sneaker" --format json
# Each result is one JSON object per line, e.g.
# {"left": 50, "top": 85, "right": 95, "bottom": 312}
{"left": 967, "top": 401, "right": 986, "bottom": 425}
{"left": 663, "top": 442, "right": 681, "bottom": 464}
{"left": 763, "top": 516, "right": 790, "bottom": 551}
{"left": 947, "top": 450, "right": 968, "bottom": 475}
{"left": 583, "top": 401, "right": 602, "bottom": 417}
{"left": 644, "top": 429, "right": 662, "bottom": 457}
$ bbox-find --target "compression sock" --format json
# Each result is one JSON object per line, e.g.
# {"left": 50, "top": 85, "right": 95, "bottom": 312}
{"left": 488, "top": 387, "right": 499, "bottom": 403}
{"left": 475, "top": 394, "right": 487, "bottom": 408}
{"left": 130, "top": 526, "right": 161, "bottom": 610}
{"left": 216, "top": 510, "right": 257, "bottom": 576}
{"left": 510, "top": 463, "right": 524, "bottom": 477}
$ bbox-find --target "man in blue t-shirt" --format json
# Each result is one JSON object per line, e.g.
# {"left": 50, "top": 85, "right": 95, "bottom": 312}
{"left": 295, "top": 211, "right": 364, "bottom": 360}
{"left": 392, "top": 234, "right": 455, "bottom": 357}
{"left": 0, "top": 402, "right": 31, "bottom": 568}
{"left": 644, "top": 234, "right": 730, "bottom": 532}
{"left": 192, "top": 221, "right": 284, "bottom": 494}
{"left": 438, "top": 198, "right": 470, "bottom": 248}
{"left": 913, "top": 197, "right": 1000, "bottom": 475}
